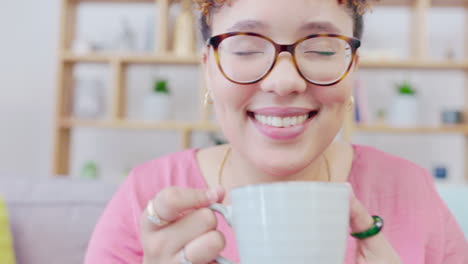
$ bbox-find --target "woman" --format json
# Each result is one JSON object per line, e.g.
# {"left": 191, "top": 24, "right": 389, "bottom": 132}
{"left": 85, "top": 0, "right": 468, "bottom": 263}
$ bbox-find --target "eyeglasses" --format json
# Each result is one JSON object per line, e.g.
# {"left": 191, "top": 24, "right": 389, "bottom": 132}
{"left": 206, "top": 32, "right": 361, "bottom": 86}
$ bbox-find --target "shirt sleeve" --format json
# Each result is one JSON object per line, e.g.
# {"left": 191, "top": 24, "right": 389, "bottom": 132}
{"left": 421, "top": 168, "right": 468, "bottom": 264}
{"left": 440, "top": 202, "right": 468, "bottom": 264}
{"left": 84, "top": 169, "right": 145, "bottom": 264}
{"left": 437, "top": 190, "right": 468, "bottom": 263}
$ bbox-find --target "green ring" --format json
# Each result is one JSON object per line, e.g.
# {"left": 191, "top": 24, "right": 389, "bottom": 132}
{"left": 351, "top": 215, "right": 384, "bottom": 239}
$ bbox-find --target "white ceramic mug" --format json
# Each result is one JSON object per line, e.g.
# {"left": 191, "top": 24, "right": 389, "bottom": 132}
{"left": 209, "top": 181, "right": 350, "bottom": 264}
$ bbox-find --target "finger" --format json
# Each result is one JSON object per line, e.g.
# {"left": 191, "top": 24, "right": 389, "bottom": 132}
{"left": 178, "top": 230, "right": 226, "bottom": 264}
{"left": 156, "top": 208, "right": 219, "bottom": 254}
{"left": 142, "top": 186, "right": 225, "bottom": 231}
{"left": 349, "top": 187, "right": 392, "bottom": 254}
{"left": 349, "top": 188, "right": 375, "bottom": 236}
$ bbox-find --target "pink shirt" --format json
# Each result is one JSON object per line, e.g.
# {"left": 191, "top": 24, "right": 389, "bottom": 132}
{"left": 85, "top": 145, "right": 468, "bottom": 263}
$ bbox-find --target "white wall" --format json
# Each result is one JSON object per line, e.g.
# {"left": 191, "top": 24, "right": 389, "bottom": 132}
{"left": 0, "top": 1, "right": 466, "bottom": 184}
{"left": 0, "top": 0, "right": 59, "bottom": 179}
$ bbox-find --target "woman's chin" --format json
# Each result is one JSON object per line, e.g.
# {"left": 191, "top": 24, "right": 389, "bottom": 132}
{"left": 256, "top": 162, "right": 308, "bottom": 178}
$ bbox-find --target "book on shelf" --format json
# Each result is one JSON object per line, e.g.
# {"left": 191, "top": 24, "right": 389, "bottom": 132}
{"left": 353, "top": 78, "right": 370, "bottom": 124}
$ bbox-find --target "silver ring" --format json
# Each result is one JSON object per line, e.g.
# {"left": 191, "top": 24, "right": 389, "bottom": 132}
{"left": 146, "top": 199, "right": 169, "bottom": 227}
{"left": 180, "top": 247, "right": 193, "bottom": 264}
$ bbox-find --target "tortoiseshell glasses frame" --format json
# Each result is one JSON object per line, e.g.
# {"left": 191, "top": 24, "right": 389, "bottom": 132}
{"left": 206, "top": 32, "right": 361, "bottom": 86}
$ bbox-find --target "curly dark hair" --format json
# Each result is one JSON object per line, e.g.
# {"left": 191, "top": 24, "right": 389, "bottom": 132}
{"left": 193, "top": 0, "right": 377, "bottom": 41}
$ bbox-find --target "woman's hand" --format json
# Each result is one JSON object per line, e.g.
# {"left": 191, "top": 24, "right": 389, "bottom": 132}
{"left": 140, "top": 186, "right": 225, "bottom": 264}
{"left": 349, "top": 187, "right": 402, "bottom": 264}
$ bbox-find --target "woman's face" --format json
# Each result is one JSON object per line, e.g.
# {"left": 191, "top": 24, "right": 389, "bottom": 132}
{"left": 203, "top": 0, "right": 357, "bottom": 177}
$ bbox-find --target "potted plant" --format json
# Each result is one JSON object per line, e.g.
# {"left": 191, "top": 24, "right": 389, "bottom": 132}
{"left": 143, "top": 79, "right": 172, "bottom": 121}
{"left": 388, "top": 80, "right": 419, "bottom": 127}
{"left": 80, "top": 160, "right": 99, "bottom": 179}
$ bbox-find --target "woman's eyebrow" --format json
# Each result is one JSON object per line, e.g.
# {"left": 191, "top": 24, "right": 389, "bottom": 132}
{"left": 299, "top": 21, "right": 341, "bottom": 33}
{"left": 226, "top": 20, "right": 268, "bottom": 32}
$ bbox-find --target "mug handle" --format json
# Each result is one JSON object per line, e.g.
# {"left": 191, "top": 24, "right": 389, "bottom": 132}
{"left": 208, "top": 203, "right": 236, "bottom": 264}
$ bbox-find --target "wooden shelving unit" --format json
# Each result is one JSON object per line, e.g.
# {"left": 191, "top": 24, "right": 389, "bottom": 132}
{"left": 60, "top": 118, "right": 219, "bottom": 131}
{"left": 52, "top": 0, "right": 468, "bottom": 180}
{"left": 60, "top": 118, "right": 468, "bottom": 135}
{"left": 360, "top": 59, "right": 468, "bottom": 70}
{"left": 376, "top": 0, "right": 468, "bottom": 7}
{"left": 61, "top": 52, "right": 200, "bottom": 64}
{"left": 356, "top": 124, "right": 468, "bottom": 134}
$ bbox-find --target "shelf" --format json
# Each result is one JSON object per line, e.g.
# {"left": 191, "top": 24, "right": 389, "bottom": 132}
{"left": 375, "top": 0, "right": 416, "bottom": 6}
{"left": 376, "top": 0, "right": 468, "bottom": 6}
{"left": 355, "top": 124, "right": 468, "bottom": 134}
{"left": 61, "top": 53, "right": 468, "bottom": 70}
{"left": 61, "top": 52, "right": 200, "bottom": 65}
{"left": 61, "top": 118, "right": 220, "bottom": 131}
{"left": 69, "top": 0, "right": 154, "bottom": 3}
{"left": 359, "top": 59, "right": 468, "bottom": 70}
{"left": 67, "top": 0, "right": 468, "bottom": 6}
{"left": 53, "top": 0, "right": 468, "bottom": 178}
{"left": 72, "top": 0, "right": 468, "bottom": 6}
{"left": 62, "top": 119, "right": 468, "bottom": 134}
{"left": 432, "top": 0, "right": 468, "bottom": 7}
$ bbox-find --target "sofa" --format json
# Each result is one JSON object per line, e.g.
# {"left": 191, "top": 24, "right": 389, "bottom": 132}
{"left": 0, "top": 178, "right": 467, "bottom": 264}
{"left": 0, "top": 178, "right": 119, "bottom": 264}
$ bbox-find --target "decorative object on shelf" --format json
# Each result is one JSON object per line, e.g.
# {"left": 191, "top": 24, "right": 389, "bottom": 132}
{"left": 353, "top": 78, "right": 369, "bottom": 124}
{"left": 388, "top": 80, "right": 419, "bottom": 127}
{"left": 143, "top": 79, "right": 172, "bottom": 121}
{"left": 173, "top": 0, "right": 196, "bottom": 56}
{"left": 145, "top": 15, "right": 155, "bottom": 52}
{"left": 433, "top": 165, "right": 448, "bottom": 180}
{"left": 375, "top": 109, "right": 387, "bottom": 125}
{"left": 73, "top": 76, "right": 106, "bottom": 119}
{"left": 445, "top": 46, "right": 456, "bottom": 61}
{"left": 81, "top": 160, "right": 99, "bottom": 179}
{"left": 441, "top": 110, "right": 464, "bottom": 124}
{"left": 115, "top": 18, "right": 136, "bottom": 52}
{"left": 72, "top": 37, "right": 96, "bottom": 54}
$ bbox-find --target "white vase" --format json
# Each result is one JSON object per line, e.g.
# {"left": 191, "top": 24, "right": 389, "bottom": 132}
{"left": 173, "top": 0, "right": 196, "bottom": 56}
{"left": 388, "top": 95, "right": 419, "bottom": 127}
{"left": 143, "top": 93, "right": 172, "bottom": 121}
{"left": 73, "top": 78, "right": 105, "bottom": 119}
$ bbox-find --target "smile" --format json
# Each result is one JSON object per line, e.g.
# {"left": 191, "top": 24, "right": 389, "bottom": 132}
{"left": 247, "top": 110, "right": 318, "bottom": 127}
{"left": 247, "top": 108, "right": 320, "bottom": 141}
{"left": 252, "top": 111, "right": 319, "bottom": 128}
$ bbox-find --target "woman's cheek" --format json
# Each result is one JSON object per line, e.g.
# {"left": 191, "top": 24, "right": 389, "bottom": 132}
{"left": 311, "top": 84, "right": 350, "bottom": 106}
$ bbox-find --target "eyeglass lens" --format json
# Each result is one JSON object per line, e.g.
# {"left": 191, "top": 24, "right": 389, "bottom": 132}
{"left": 217, "top": 35, "right": 353, "bottom": 84}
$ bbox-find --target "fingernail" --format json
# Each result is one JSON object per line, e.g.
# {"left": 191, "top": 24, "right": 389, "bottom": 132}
{"left": 206, "top": 188, "right": 219, "bottom": 202}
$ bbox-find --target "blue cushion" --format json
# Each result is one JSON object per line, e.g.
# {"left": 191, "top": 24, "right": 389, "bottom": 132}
{"left": 436, "top": 184, "right": 468, "bottom": 237}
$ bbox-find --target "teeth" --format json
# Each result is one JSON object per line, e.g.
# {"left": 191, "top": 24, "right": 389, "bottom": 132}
{"left": 254, "top": 113, "right": 311, "bottom": 127}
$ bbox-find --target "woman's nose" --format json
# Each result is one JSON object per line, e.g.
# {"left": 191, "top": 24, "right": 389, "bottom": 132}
{"left": 259, "top": 52, "right": 307, "bottom": 96}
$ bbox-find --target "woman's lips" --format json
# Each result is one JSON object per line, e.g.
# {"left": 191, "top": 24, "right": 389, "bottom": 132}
{"left": 249, "top": 107, "right": 316, "bottom": 117}
{"left": 248, "top": 109, "right": 319, "bottom": 140}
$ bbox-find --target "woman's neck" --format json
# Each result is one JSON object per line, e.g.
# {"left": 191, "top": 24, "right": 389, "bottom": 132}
{"left": 220, "top": 144, "right": 331, "bottom": 191}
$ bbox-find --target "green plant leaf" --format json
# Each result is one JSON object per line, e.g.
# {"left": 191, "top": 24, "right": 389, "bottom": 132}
{"left": 396, "top": 81, "right": 416, "bottom": 95}
{"left": 153, "top": 80, "right": 169, "bottom": 94}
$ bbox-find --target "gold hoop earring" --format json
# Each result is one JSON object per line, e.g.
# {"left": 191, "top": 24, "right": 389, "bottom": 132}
{"left": 204, "top": 90, "right": 213, "bottom": 107}
{"left": 348, "top": 96, "right": 355, "bottom": 111}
